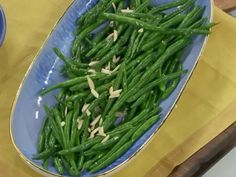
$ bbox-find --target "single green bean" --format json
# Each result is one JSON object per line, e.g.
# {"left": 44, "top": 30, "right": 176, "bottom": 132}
{"left": 54, "top": 156, "right": 64, "bottom": 175}
{"left": 149, "top": 0, "right": 187, "bottom": 14}
{"left": 77, "top": 155, "right": 85, "bottom": 170}
{"left": 131, "top": 115, "right": 160, "bottom": 142}
{"left": 42, "top": 158, "right": 49, "bottom": 170}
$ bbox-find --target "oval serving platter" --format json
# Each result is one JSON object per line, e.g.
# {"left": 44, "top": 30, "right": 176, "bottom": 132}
{"left": 0, "top": 5, "right": 6, "bottom": 47}
{"left": 10, "top": 0, "right": 213, "bottom": 177}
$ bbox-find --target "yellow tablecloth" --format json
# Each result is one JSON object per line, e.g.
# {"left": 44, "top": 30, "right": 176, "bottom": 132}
{"left": 1, "top": 1, "right": 236, "bottom": 177}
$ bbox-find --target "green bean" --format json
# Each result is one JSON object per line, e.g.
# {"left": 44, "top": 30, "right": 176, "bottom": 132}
{"left": 161, "top": 0, "right": 195, "bottom": 22}
{"left": 83, "top": 150, "right": 99, "bottom": 157}
{"left": 149, "top": 0, "right": 187, "bottom": 14}
{"left": 68, "top": 92, "right": 89, "bottom": 101}
{"left": 40, "top": 73, "right": 107, "bottom": 95}
{"left": 138, "top": 38, "right": 190, "bottom": 87}
{"left": 77, "top": 155, "right": 85, "bottom": 170}
{"left": 127, "top": 53, "right": 154, "bottom": 83}
{"left": 38, "top": 119, "right": 49, "bottom": 153}
{"left": 42, "top": 158, "right": 49, "bottom": 170}
{"left": 33, "top": 149, "right": 53, "bottom": 160}
{"left": 81, "top": 116, "right": 91, "bottom": 143}
{"left": 69, "top": 82, "right": 90, "bottom": 92}
{"left": 140, "top": 14, "right": 185, "bottom": 52}
{"left": 61, "top": 157, "right": 80, "bottom": 176}
{"left": 137, "top": 31, "right": 150, "bottom": 51}
{"left": 130, "top": 32, "right": 143, "bottom": 58}
{"left": 125, "top": 107, "right": 138, "bottom": 122}
{"left": 54, "top": 156, "right": 64, "bottom": 175}
{"left": 44, "top": 106, "right": 63, "bottom": 146}
{"left": 102, "top": 13, "right": 209, "bottom": 35}
{"left": 90, "top": 135, "right": 121, "bottom": 151}
{"left": 127, "top": 72, "right": 142, "bottom": 89}
{"left": 135, "top": 0, "right": 150, "bottom": 12}
{"left": 85, "top": 83, "right": 112, "bottom": 103}
{"left": 78, "top": 0, "right": 121, "bottom": 27}
{"left": 179, "top": 6, "right": 204, "bottom": 28}
{"left": 86, "top": 40, "right": 106, "bottom": 58}
{"left": 83, "top": 152, "right": 107, "bottom": 170}
{"left": 131, "top": 93, "right": 149, "bottom": 108}
{"left": 127, "top": 70, "right": 186, "bottom": 103}
{"left": 89, "top": 128, "right": 136, "bottom": 171}
{"left": 90, "top": 141, "right": 132, "bottom": 173}
{"left": 141, "top": 34, "right": 164, "bottom": 51}
{"left": 48, "top": 133, "right": 56, "bottom": 149}
{"left": 161, "top": 14, "right": 185, "bottom": 28}
{"left": 118, "top": 12, "right": 161, "bottom": 22}
{"left": 94, "top": 27, "right": 133, "bottom": 69}
{"left": 95, "top": 25, "right": 127, "bottom": 58}
{"left": 64, "top": 111, "right": 73, "bottom": 147}
{"left": 54, "top": 48, "right": 73, "bottom": 66}
{"left": 72, "top": 19, "right": 104, "bottom": 55}
{"left": 189, "top": 18, "right": 208, "bottom": 29}
{"left": 58, "top": 124, "right": 130, "bottom": 155}
{"left": 126, "top": 50, "right": 151, "bottom": 71}
{"left": 93, "top": 25, "right": 112, "bottom": 44}
{"left": 102, "top": 62, "right": 124, "bottom": 117}
{"left": 70, "top": 101, "right": 80, "bottom": 147}
{"left": 53, "top": 108, "right": 67, "bottom": 148}
{"left": 161, "top": 63, "right": 182, "bottom": 99}
{"left": 132, "top": 115, "right": 160, "bottom": 142}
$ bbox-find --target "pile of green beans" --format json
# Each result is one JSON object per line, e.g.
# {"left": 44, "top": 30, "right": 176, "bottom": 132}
{"left": 36, "top": 0, "right": 213, "bottom": 176}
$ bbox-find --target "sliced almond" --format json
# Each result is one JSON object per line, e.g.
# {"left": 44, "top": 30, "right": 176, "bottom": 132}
{"left": 112, "top": 2, "right": 116, "bottom": 11}
{"left": 101, "top": 68, "right": 112, "bottom": 75}
{"left": 109, "top": 93, "right": 120, "bottom": 99}
{"left": 138, "top": 28, "right": 144, "bottom": 33}
{"left": 109, "top": 86, "right": 114, "bottom": 95}
{"left": 99, "top": 118, "right": 103, "bottom": 126}
{"left": 90, "top": 115, "right": 101, "bottom": 126}
{"left": 106, "top": 33, "right": 114, "bottom": 40}
{"left": 89, "top": 61, "right": 99, "bottom": 66}
{"left": 112, "top": 55, "right": 120, "bottom": 63}
{"left": 64, "top": 107, "right": 68, "bottom": 116}
{"left": 112, "top": 64, "right": 121, "bottom": 73}
{"left": 91, "top": 89, "right": 99, "bottom": 98}
{"left": 86, "top": 109, "right": 91, "bottom": 116}
{"left": 121, "top": 9, "right": 134, "bottom": 13}
{"left": 77, "top": 120, "right": 84, "bottom": 130}
{"left": 105, "top": 62, "right": 111, "bottom": 70}
{"left": 82, "top": 103, "right": 90, "bottom": 113}
{"left": 88, "top": 127, "right": 91, "bottom": 133}
{"left": 102, "top": 135, "right": 110, "bottom": 143}
{"left": 98, "top": 127, "right": 106, "bottom": 137}
{"left": 112, "top": 89, "right": 122, "bottom": 95}
{"left": 60, "top": 121, "right": 66, "bottom": 127}
{"left": 87, "top": 76, "right": 95, "bottom": 90}
{"left": 88, "top": 69, "right": 96, "bottom": 74}
{"left": 109, "top": 21, "right": 114, "bottom": 27}
{"left": 91, "top": 125, "right": 95, "bottom": 131}
{"left": 89, "top": 127, "right": 100, "bottom": 139}
{"left": 113, "top": 30, "right": 118, "bottom": 42}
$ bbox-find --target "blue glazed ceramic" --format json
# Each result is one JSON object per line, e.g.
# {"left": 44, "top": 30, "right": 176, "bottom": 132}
{"left": 0, "top": 6, "right": 6, "bottom": 47}
{"left": 10, "top": 0, "right": 213, "bottom": 176}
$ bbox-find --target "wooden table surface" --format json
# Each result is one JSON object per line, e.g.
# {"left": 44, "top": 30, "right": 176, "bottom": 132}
{"left": 214, "top": 0, "right": 236, "bottom": 11}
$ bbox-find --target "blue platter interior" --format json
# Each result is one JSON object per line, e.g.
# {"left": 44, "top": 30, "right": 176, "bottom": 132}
{"left": 0, "top": 6, "right": 6, "bottom": 47}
